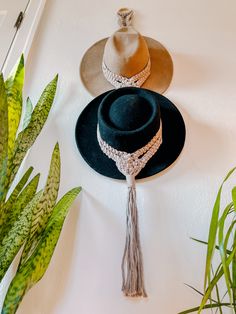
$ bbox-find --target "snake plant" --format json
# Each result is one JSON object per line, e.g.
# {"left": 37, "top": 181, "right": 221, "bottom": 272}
{"left": 180, "top": 168, "right": 236, "bottom": 313}
{"left": 0, "top": 56, "right": 81, "bottom": 314}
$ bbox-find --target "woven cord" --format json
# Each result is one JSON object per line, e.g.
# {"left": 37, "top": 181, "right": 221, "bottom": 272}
{"left": 97, "top": 123, "right": 162, "bottom": 297}
{"left": 102, "top": 59, "right": 151, "bottom": 89}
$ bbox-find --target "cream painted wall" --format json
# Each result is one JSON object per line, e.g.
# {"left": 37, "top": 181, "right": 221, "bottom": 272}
{"left": 2, "top": 0, "right": 236, "bottom": 313}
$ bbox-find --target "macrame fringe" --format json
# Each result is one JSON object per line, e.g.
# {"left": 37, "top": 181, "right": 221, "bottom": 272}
{"left": 121, "top": 179, "right": 147, "bottom": 298}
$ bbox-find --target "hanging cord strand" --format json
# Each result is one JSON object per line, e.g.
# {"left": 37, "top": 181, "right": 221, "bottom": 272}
{"left": 122, "top": 177, "right": 147, "bottom": 297}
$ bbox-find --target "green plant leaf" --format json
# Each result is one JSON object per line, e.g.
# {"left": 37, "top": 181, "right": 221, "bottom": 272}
{"left": 0, "top": 191, "right": 42, "bottom": 282}
{"left": 5, "top": 55, "right": 24, "bottom": 163}
{"left": 3, "top": 187, "right": 81, "bottom": 314}
{"left": 218, "top": 203, "right": 233, "bottom": 302}
{"left": 20, "top": 143, "right": 60, "bottom": 265}
{"left": 0, "top": 74, "right": 8, "bottom": 204}
{"left": 184, "top": 283, "right": 219, "bottom": 304}
{"left": 190, "top": 237, "right": 232, "bottom": 255}
{"left": 3, "top": 167, "right": 34, "bottom": 212}
{"left": 215, "top": 282, "right": 223, "bottom": 314}
{"left": 8, "top": 74, "right": 58, "bottom": 187}
{"left": 232, "top": 231, "right": 236, "bottom": 304}
{"left": 210, "top": 266, "right": 223, "bottom": 314}
{"left": 178, "top": 303, "right": 236, "bottom": 314}
{"left": 0, "top": 173, "right": 40, "bottom": 245}
{"left": 222, "top": 211, "right": 235, "bottom": 256}
{"left": 22, "top": 97, "right": 33, "bottom": 130}
{"left": 232, "top": 185, "right": 236, "bottom": 205}
{"left": 204, "top": 167, "right": 236, "bottom": 290}
{"left": 199, "top": 246, "right": 236, "bottom": 313}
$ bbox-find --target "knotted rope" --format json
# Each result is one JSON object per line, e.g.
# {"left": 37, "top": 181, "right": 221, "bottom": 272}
{"left": 97, "top": 123, "right": 162, "bottom": 297}
{"left": 117, "top": 8, "right": 133, "bottom": 27}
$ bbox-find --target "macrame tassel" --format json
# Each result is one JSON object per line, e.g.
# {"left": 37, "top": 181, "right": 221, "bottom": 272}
{"left": 121, "top": 175, "right": 147, "bottom": 297}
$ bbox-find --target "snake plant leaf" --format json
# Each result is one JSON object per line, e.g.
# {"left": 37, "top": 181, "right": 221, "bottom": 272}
{"left": 5, "top": 55, "right": 24, "bottom": 163}
{"left": 8, "top": 74, "right": 58, "bottom": 187}
{"left": 3, "top": 187, "right": 81, "bottom": 314}
{"left": 0, "top": 74, "right": 8, "bottom": 204}
{"left": 218, "top": 203, "right": 234, "bottom": 302}
{"left": 0, "top": 173, "right": 40, "bottom": 245}
{"left": 0, "top": 191, "right": 42, "bottom": 282}
{"left": 204, "top": 167, "right": 236, "bottom": 290}
{"left": 20, "top": 143, "right": 60, "bottom": 265}
{"left": 3, "top": 167, "right": 33, "bottom": 214}
{"left": 22, "top": 97, "right": 33, "bottom": 130}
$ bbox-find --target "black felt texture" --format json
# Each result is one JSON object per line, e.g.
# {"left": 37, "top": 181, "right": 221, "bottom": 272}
{"left": 75, "top": 87, "right": 186, "bottom": 180}
{"left": 108, "top": 95, "right": 152, "bottom": 130}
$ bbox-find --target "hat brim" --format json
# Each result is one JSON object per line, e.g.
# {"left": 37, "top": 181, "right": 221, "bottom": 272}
{"left": 75, "top": 89, "right": 185, "bottom": 180}
{"left": 80, "top": 37, "right": 173, "bottom": 97}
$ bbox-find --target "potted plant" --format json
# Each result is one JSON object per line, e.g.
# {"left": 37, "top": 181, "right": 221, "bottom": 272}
{"left": 180, "top": 167, "right": 236, "bottom": 313}
{"left": 0, "top": 56, "right": 81, "bottom": 314}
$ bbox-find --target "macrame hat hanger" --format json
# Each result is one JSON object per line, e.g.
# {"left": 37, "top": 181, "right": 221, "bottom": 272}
{"left": 80, "top": 8, "right": 173, "bottom": 96}
{"left": 75, "top": 87, "right": 186, "bottom": 297}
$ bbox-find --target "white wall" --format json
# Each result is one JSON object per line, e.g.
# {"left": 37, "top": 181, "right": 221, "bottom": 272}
{"left": 2, "top": 0, "right": 236, "bottom": 313}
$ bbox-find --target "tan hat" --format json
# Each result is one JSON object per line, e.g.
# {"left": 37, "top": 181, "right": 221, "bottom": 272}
{"left": 80, "top": 8, "right": 173, "bottom": 96}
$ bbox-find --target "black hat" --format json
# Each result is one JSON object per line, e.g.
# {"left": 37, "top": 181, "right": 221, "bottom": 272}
{"left": 75, "top": 87, "right": 186, "bottom": 298}
{"left": 75, "top": 87, "right": 185, "bottom": 180}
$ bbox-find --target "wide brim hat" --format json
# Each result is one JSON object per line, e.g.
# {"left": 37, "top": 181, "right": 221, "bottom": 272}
{"left": 80, "top": 9, "right": 173, "bottom": 97}
{"left": 75, "top": 87, "right": 185, "bottom": 180}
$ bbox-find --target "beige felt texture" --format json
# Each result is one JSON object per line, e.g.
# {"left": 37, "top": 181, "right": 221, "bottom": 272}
{"left": 103, "top": 27, "right": 150, "bottom": 77}
{"left": 80, "top": 36, "right": 173, "bottom": 96}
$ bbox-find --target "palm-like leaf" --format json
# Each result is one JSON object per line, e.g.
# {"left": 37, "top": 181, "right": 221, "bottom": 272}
{"left": 218, "top": 203, "right": 234, "bottom": 302}
{"left": 204, "top": 167, "right": 236, "bottom": 290}
{"left": 182, "top": 167, "right": 236, "bottom": 313}
{"left": 198, "top": 246, "right": 236, "bottom": 312}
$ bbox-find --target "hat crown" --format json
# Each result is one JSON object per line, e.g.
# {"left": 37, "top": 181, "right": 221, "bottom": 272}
{"left": 109, "top": 95, "right": 152, "bottom": 131}
{"left": 103, "top": 26, "right": 150, "bottom": 78}
{"left": 98, "top": 88, "right": 160, "bottom": 153}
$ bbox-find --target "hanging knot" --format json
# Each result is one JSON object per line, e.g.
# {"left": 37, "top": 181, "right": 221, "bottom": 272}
{"left": 117, "top": 8, "right": 133, "bottom": 27}
{"left": 126, "top": 175, "right": 135, "bottom": 188}
{"left": 116, "top": 153, "right": 143, "bottom": 177}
